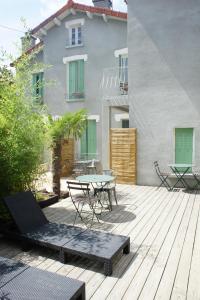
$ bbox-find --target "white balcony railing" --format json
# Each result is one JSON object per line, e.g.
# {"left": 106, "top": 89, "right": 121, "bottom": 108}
{"left": 100, "top": 67, "right": 128, "bottom": 99}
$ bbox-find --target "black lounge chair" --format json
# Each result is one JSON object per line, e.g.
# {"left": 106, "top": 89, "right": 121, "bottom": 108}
{"left": 2, "top": 191, "right": 130, "bottom": 276}
{"left": 0, "top": 256, "right": 85, "bottom": 300}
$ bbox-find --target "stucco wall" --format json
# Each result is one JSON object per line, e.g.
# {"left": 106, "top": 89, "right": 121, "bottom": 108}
{"left": 39, "top": 12, "right": 126, "bottom": 163}
{"left": 128, "top": 0, "right": 200, "bottom": 185}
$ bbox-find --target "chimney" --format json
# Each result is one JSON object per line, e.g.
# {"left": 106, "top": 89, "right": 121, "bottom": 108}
{"left": 92, "top": 0, "right": 112, "bottom": 9}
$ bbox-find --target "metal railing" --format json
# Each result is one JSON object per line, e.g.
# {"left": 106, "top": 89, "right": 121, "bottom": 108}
{"left": 100, "top": 67, "right": 128, "bottom": 98}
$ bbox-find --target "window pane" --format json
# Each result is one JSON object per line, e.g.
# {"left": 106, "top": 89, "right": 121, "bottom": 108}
{"left": 71, "top": 28, "right": 76, "bottom": 45}
{"left": 78, "top": 27, "right": 82, "bottom": 44}
{"left": 122, "top": 119, "right": 129, "bottom": 128}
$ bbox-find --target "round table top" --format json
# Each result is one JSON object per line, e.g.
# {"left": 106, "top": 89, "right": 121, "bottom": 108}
{"left": 76, "top": 174, "right": 114, "bottom": 183}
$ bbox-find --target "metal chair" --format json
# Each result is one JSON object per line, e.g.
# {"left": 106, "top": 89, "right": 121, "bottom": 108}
{"left": 66, "top": 180, "right": 101, "bottom": 227}
{"left": 94, "top": 169, "right": 118, "bottom": 210}
{"left": 154, "top": 161, "right": 171, "bottom": 191}
{"left": 86, "top": 159, "right": 97, "bottom": 174}
{"left": 192, "top": 169, "right": 200, "bottom": 190}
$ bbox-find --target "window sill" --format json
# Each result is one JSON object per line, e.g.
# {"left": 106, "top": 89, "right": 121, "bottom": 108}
{"left": 66, "top": 98, "right": 85, "bottom": 102}
{"left": 65, "top": 44, "right": 84, "bottom": 49}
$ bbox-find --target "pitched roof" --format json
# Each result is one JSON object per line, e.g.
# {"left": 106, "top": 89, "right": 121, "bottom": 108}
{"left": 31, "top": 0, "right": 127, "bottom": 35}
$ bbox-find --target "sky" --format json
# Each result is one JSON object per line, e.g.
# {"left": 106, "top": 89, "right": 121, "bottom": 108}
{"left": 0, "top": 0, "right": 127, "bottom": 62}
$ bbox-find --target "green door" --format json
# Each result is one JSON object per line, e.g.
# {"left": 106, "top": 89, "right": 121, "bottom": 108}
{"left": 175, "top": 128, "right": 193, "bottom": 171}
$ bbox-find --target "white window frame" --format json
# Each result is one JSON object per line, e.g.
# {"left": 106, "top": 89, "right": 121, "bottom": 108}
{"left": 70, "top": 26, "right": 82, "bottom": 46}
{"left": 65, "top": 18, "right": 85, "bottom": 48}
{"left": 114, "top": 47, "right": 128, "bottom": 58}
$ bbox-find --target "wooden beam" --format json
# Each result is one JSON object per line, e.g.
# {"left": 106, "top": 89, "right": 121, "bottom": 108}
{"left": 70, "top": 8, "right": 76, "bottom": 15}
{"left": 40, "top": 28, "right": 47, "bottom": 36}
{"left": 53, "top": 17, "right": 61, "bottom": 26}
{"left": 86, "top": 11, "right": 93, "bottom": 19}
{"left": 102, "top": 14, "right": 108, "bottom": 22}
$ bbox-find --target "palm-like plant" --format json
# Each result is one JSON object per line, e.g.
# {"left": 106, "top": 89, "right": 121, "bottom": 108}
{"left": 49, "top": 109, "right": 87, "bottom": 197}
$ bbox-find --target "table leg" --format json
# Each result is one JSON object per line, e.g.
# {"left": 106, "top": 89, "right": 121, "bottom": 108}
{"left": 171, "top": 167, "right": 191, "bottom": 189}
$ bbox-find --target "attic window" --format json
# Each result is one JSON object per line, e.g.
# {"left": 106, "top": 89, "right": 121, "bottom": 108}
{"left": 65, "top": 18, "right": 85, "bottom": 48}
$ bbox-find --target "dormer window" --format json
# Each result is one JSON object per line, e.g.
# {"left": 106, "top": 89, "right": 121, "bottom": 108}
{"left": 65, "top": 19, "right": 85, "bottom": 48}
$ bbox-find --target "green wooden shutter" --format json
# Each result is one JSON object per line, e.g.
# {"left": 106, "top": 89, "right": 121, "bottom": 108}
{"left": 32, "top": 74, "right": 37, "bottom": 98}
{"left": 87, "top": 120, "right": 96, "bottom": 159}
{"left": 69, "top": 61, "right": 76, "bottom": 99}
{"left": 80, "top": 120, "right": 96, "bottom": 159}
{"left": 32, "top": 73, "right": 43, "bottom": 102}
{"left": 175, "top": 128, "right": 193, "bottom": 171}
{"left": 80, "top": 128, "right": 87, "bottom": 159}
{"left": 78, "top": 60, "right": 84, "bottom": 96}
{"left": 38, "top": 72, "right": 43, "bottom": 98}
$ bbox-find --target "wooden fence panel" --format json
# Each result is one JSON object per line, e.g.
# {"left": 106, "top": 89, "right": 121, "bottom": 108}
{"left": 61, "top": 139, "right": 74, "bottom": 177}
{"left": 110, "top": 128, "right": 137, "bottom": 184}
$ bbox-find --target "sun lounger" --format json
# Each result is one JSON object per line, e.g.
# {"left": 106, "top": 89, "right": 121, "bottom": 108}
{"left": 0, "top": 256, "right": 85, "bottom": 300}
{"left": 2, "top": 191, "right": 130, "bottom": 275}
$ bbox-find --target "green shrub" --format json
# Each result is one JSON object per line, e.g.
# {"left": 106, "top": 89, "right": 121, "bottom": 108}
{"left": 0, "top": 39, "right": 48, "bottom": 218}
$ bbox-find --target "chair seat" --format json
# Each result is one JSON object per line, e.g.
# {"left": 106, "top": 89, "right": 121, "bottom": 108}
{"left": 73, "top": 194, "right": 99, "bottom": 205}
{"left": 160, "top": 172, "right": 170, "bottom": 176}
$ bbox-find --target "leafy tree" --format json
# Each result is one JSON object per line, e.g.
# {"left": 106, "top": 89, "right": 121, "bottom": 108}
{"left": 49, "top": 109, "right": 87, "bottom": 197}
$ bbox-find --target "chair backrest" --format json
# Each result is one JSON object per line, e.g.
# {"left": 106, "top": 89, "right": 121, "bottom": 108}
{"left": 4, "top": 191, "right": 48, "bottom": 234}
{"left": 154, "top": 161, "right": 162, "bottom": 176}
{"left": 66, "top": 180, "right": 90, "bottom": 192}
{"left": 103, "top": 169, "right": 113, "bottom": 176}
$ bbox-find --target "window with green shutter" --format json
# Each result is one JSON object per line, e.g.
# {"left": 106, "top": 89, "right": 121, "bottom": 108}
{"left": 68, "top": 60, "right": 84, "bottom": 100}
{"left": 81, "top": 120, "right": 96, "bottom": 159}
{"left": 175, "top": 128, "right": 193, "bottom": 171}
{"left": 32, "top": 72, "right": 44, "bottom": 104}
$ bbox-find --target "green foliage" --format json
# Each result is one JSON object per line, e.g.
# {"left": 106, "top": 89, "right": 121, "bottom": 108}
{"left": 0, "top": 38, "right": 48, "bottom": 208}
{"left": 49, "top": 109, "right": 87, "bottom": 142}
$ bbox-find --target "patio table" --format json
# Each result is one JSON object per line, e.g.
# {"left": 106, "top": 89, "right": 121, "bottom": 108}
{"left": 76, "top": 174, "right": 114, "bottom": 185}
{"left": 168, "top": 164, "right": 194, "bottom": 189}
{"left": 76, "top": 174, "right": 115, "bottom": 210}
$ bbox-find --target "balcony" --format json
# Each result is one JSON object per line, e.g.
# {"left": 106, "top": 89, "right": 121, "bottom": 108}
{"left": 100, "top": 67, "right": 128, "bottom": 101}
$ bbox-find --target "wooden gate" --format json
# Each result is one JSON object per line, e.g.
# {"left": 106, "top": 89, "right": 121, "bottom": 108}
{"left": 61, "top": 139, "right": 74, "bottom": 177}
{"left": 110, "top": 128, "right": 137, "bottom": 184}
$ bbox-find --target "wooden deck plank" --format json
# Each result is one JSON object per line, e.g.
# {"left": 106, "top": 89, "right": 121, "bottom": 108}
{"left": 90, "top": 189, "right": 180, "bottom": 299}
{"left": 138, "top": 193, "right": 195, "bottom": 300}
{"left": 170, "top": 193, "right": 200, "bottom": 300}
{"left": 151, "top": 192, "right": 195, "bottom": 300}
{"left": 106, "top": 190, "right": 183, "bottom": 300}
{"left": 1, "top": 186, "right": 200, "bottom": 300}
{"left": 187, "top": 194, "right": 200, "bottom": 300}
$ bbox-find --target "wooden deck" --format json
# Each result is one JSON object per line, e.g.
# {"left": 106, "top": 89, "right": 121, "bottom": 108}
{"left": 1, "top": 185, "right": 200, "bottom": 299}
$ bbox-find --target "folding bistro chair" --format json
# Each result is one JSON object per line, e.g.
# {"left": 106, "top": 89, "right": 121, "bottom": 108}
{"left": 154, "top": 161, "right": 171, "bottom": 191}
{"left": 192, "top": 169, "right": 200, "bottom": 190}
{"left": 94, "top": 170, "right": 118, "bottom": 211}
{"left": 66, "top": 181, "right": 101, "bottom": 227}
